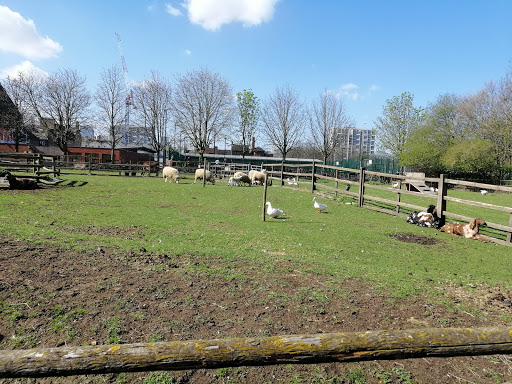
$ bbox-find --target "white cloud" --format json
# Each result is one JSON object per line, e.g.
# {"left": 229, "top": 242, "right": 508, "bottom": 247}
{"left": 166, "top": 4, "right": 183, "bottom": 16}
{"left": 368, "top": 84, "right": 380, "bottom": 94}
{"left": 183, "top": 0, "right": 279, "bottom": 31}
{"left": 184, "top": 49, "right": 192, "bottom": 55}
{"left": 1, "top": 60, "right": 48, "bottom": 79}
{"left": 340, "top": 83, "right": 360, "bottom": 101}
{"left": 0, "top": 6, "right": 62, "bottom": 60}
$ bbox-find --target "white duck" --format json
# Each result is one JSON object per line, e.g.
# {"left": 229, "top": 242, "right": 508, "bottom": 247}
{"left": 313, "top": 197, "right": 328, "bottom": 213}
{"left": 481, "top": 189, "right": 488, "bottom": 196}
{"left": 287, "top": 177, "right": 298, "bottom": 186}
{"left": 265, "top": 201, "right": 283, "bottom": 218}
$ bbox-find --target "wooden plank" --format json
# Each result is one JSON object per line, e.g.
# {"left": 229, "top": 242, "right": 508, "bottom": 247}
{"left": 445, "top": 196, "right": 512, "bottom": 213}
{"left": 445, "top": 178, "right": 512, "bottom": 193}
{"left": 2, "top": 327, "right": 512, "bottom": 378}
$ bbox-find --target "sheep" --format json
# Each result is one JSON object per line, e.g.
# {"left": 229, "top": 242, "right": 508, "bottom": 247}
{"left": 228, "top": 176, "right": 241, "bottom": 186}
{"left": 249, "top": 169, "right": 271, "bottom": 186}
{"left": 162, "top": 166, "right": 180, "bottom": 183}
{"left": 233, "top": 171, "right": 252, "bottom": 186}
{"left": 194, "top": 169, "right": 215, "bottom": 185}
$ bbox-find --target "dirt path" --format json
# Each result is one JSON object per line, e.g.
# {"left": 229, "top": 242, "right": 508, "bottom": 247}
{"left": 1, "top": 236, "right": 512, "bottom": 383}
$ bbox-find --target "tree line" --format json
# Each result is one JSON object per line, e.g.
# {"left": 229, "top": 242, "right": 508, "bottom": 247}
{"left": 375, "top": 69, "right": 512, "bottom": 182}
{"left": 1, "top": 67, "right": 352, "bottom": 165}
{"left": 1, "top": 64, "right": 511, "bottom": 181}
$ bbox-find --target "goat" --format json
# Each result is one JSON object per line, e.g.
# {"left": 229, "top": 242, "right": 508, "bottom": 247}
{"left": 406, "top": 205, "right": 442, "bottom": 229}
{"left": 440, "top": 217, "right": 489, "bottom": 241}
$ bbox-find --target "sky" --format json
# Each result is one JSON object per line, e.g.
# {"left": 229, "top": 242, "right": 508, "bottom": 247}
{"left": 1, "top": 0, "right": 511, "bottom": 135}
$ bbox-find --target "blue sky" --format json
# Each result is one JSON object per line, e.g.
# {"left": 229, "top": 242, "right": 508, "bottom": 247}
{"left": 1, "top": 0, "right": 511, "bottom": 133}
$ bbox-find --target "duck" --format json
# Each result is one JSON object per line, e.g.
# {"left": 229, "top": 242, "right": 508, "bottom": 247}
{"left": 287, "top": 177, "right": 298, "bottom": 186}
{"left": 481, "top": 189, "right": 488, "bottom": 196}
{"left": 392, "top": 182, "right": 399, "bottom": 188}
{"left": 313, "top": 197, "right": 328, "bottom": 213}
{"left": 265, "top": 201, "right": 283, "bottom": 218}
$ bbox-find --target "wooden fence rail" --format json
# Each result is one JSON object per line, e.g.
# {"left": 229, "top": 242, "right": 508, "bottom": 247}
{"left": 1, "top": 327, "right": 512, "bottom": 378}
{"left": 263, "top": 162, "right": 512, "bottom": 246}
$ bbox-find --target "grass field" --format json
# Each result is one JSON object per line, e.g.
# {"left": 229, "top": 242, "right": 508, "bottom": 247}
{"left": 1, "top": 173, "right": 512, "bottom": 383}
{"left": 1, "top": 173, "right": 510, "bottom": 297}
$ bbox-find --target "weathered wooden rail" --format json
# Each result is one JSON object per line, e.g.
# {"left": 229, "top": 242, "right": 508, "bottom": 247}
{"left": 263, "top": 162, "right": 512, "bottom": 246}
{"left": 1, "top": 327, "right": 512, "bottom": 378}
{"left": 0, "top": 152, "right": 60, "bottom": 177}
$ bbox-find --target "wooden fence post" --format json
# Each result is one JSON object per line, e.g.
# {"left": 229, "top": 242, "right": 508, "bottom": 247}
{"left": 437, "top": 174, "right": 447, "bottom": 224}
{"left": 395, "top": 185, "right": 401, "bottom": 214}
{"left": 262, "top": 174, "right": 268, "bottom": 221}
{"left": 280, "top": 162, "right": 284, "bottom": 186}
{"left": 358, "top": 168, "right": 365, "bottom": 208}
{"left": 507, "top": 212, "right": 512, "bottom": 243}
{"left": 202, "top": 159, "right": 207, "bottom": 187}
{"left": 311, "top": 162, "right": 316, "bottom": 193}
{"left": 335, "top": 169, "right": 339, "bottom": 197}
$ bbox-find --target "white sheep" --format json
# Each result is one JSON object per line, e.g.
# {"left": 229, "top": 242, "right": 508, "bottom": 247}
{"left": 233, "top": 171, "right": 252, "bottom": 186}
{"left": 162, "top": 167, "right": 180, "bottom": 183}
{"left": 228, "top": 176, "right": 241, "bottom": 186}
{"left": 249, "top": 169, "right": 270, "bottom": 185}
{"left": 194, "top": 169, "right": 215, "bottom": 185}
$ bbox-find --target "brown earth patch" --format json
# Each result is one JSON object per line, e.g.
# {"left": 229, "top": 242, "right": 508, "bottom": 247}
{"left": 389, "top": 232, "right": 442, "bottom": 245}
{"left": 1, "top": 236, "right": 512, "bottom": 383}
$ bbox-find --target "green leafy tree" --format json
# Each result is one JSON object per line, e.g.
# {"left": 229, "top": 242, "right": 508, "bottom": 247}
{"left": 441, "top": 139, "right": 495, "bottom": 173}
{"left": 236, "top": 89, "right": 259, "bottom": 159}
{"left": 374, "top": 92, "right": 424, "bottom": 173}
{"left": 400, "top": 94, "right": 459, "bottom": 175}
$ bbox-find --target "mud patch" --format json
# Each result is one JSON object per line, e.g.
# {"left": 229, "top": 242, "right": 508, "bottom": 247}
{"left": 389, "top": 232, "right": 441, "bottom": 245}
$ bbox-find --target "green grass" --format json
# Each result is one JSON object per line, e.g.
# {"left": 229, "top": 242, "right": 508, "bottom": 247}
{"left": 1, "top": 173, "right": 511, "bottom": 298}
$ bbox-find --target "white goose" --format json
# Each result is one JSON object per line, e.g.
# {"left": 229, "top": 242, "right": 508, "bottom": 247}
{"left": 265, "top": 201, "right": 283, "bottom": 218}
{"left": 313, "top": 197, "right": 328, "bottom": 213}
{"left": 287, "top": 177, "right": 298, "bottom": 186}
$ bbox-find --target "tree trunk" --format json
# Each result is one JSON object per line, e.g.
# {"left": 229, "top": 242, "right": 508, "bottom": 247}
{"left": 2, "top": 327, "right": 512, "bottom": 378}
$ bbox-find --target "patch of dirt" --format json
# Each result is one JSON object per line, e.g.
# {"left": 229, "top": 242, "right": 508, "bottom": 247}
{"left": 389, "top": 232, "right": 442, "bottom": 245}
{"left": 1, "top": 236, "right": 512, "bottom": 383}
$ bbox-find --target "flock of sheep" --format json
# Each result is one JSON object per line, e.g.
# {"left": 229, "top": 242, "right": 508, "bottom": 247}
{"left": 162, "top": 166, "right": 270, "bottom": 187}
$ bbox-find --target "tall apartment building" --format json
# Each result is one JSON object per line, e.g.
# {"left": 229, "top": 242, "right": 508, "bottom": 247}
{"left": 338, "top": 127, "right": 376, "bottom": 160}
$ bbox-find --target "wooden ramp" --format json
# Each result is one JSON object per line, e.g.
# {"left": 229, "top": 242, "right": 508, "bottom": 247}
{"left": 404, "top": 172, "right": 435, "bottom": 194}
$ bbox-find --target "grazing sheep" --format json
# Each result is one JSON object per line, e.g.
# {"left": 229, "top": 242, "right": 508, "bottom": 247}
{"left": 194, "top": 169, "right": 215, "bottom": 185}
{"left": 233, "top": 171, "right": 252, "bottom": 186}
{"left": 441, "top": 217, "right": 489, "bottom": 241}
{"left": 162, "top": 167, "right": 180, "bottom": 183}
{"left": 228, "top": 176, "right": 242, "bottom": 186}
{"left": 249, "top": 169, "right": 270, "bottom": 185}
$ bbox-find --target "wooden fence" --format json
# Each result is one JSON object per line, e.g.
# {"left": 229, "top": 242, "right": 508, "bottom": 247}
{"left": 0, "top": 152, "right": 60, "bottom": 178}
{"left": 263, "top": 162, "right": 512, "bottom": 247}
{"left": 2, "top": 327, "right": 512, "bottom": 378}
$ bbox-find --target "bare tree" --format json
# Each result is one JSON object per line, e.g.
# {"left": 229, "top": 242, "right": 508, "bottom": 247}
{"left": 310, "top": 90, "right": 353, "bottom": 164}
{"left": 261, "top": 85, "right": 306, "bottom": 160}
{"left": 94, "top": 65, "right": 127, "bottom": 163}
{"left": 172, "top": 68, "right": 234, "bottom": 163}
{"left": 19, "top": 68, "right": 91, "bottom": 154}
{"left": 133, "top": 71, "right": 173, "bottom": 161}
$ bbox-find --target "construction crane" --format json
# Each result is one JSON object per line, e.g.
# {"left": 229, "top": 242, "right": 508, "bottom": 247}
{"left": 115, "top": 32, "right": 133, "bottom": 145}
